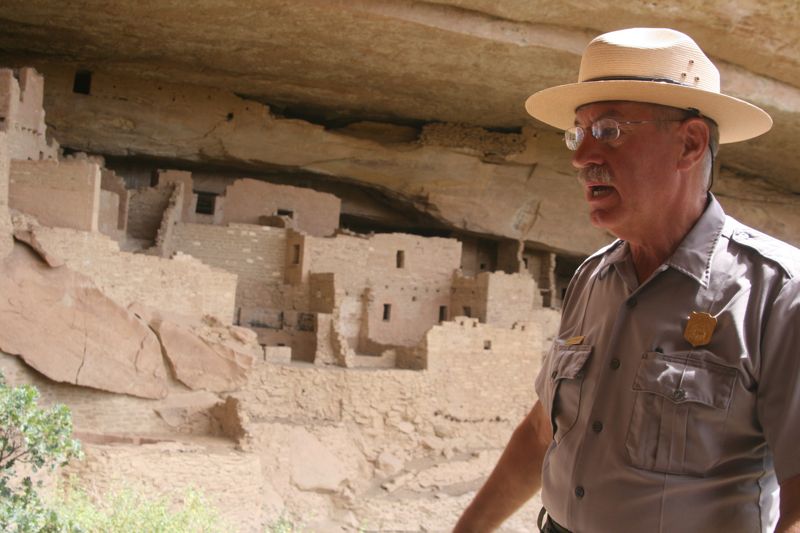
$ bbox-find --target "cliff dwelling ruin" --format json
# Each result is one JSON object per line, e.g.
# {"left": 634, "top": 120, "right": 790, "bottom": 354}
{"left": 1, "top": 2, "right": 799, "bottom": 531}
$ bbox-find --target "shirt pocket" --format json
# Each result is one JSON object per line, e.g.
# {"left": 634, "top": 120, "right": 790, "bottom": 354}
{"left": 540, "top": 342, "right": 592, "bottom": 443}
{"left": 625, "top": 351, "right": 738, "bottom": 476}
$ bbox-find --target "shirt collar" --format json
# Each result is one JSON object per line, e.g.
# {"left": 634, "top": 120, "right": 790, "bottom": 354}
{"left": 595, "top": 194, "right": 727, "bottom": 289}
{"left": 664, "top": 194, "right": 727, "bottom": 288}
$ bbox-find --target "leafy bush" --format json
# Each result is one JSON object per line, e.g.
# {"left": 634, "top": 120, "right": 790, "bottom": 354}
{"left": 52, "top": 484, "right": 226, "bottom": 533}
{"left": 0, "top": 372, "right": 82, "bottom": 532}
{"left": 1, "top": 372, "right": 230, "bottom": 532}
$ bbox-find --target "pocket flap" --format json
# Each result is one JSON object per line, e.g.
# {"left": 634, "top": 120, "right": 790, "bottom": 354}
{"left": 553, "top": 344, "right": 592, "bottom": 381}
{"left": 632, "top": 352, "right": 737, "bottom": 409}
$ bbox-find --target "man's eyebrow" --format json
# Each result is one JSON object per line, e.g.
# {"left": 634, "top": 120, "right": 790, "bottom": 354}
{"left": 574, "top": 109, "right": 624, "bottom": 127}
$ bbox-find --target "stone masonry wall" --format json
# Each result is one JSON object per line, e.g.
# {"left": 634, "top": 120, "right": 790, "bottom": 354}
{"left": 423, "top": 317, "right": 539, "bottom": 421}
{"left": 30, "top": 226, "right": 237, "bottom": 321}
{"left": 0, "top": 68, "right": 59, "bottom": 161}
{"left": 304, "top": 233, "right": 370, "bottom": 289}
{"left": 451, "top": 273, "right": 489, "bottom": 322}
{"left": 9, "top": 159, "right": 100, "bottom": 231}
{"left": 158, "top": 169, "right": 195, "bottom": 222}
{"left": 221, "top": 178, "right": 340, "bottom": 237}
{"left": 100, "top": 168, "right": 128, "bottom": 234}
{"left": 485, "top": 272, "right": 538, "bottom": 327}
{"left": 304, "top": 232, "right": 461, "bottom": 291}
{"left": 168, "top": 222, "right": 286, "bottom": 311}
{"left": 151, "top": 181, "right": 184, "bottom": 256}
{"left": 127, "top": 185, "right": 172, "bottom": 241}
{"left": 364, "top": 282, "right": 451, "bottom": 348}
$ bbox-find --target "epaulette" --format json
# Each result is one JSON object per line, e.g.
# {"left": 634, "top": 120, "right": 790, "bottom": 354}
{"left": 727, "top": 217, "right": 800, "bottom": 279}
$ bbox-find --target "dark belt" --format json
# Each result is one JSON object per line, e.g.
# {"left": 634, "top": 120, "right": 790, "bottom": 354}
{"left": 537, "top": 508, "right": 572, "bottom": 533}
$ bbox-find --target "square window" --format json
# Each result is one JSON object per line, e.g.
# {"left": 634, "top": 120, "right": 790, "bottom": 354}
{"left": 195, "top": 191, "right": 217, "bottom": 215}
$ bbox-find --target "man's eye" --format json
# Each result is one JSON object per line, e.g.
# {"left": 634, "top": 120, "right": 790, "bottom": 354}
{"left": 595, "top": 126, "right": 618, "bottom": 141}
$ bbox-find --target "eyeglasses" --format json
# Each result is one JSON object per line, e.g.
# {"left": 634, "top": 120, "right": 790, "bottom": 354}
{"left": 564, "top": 117, "right": 684, "bottom": 150}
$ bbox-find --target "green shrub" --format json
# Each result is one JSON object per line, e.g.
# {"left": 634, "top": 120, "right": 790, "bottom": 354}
{"left": 52, "top": 484, "right": 226, "bottom": 533}
{"left": 0, "top": 372, "right": 82, "bottom": 532}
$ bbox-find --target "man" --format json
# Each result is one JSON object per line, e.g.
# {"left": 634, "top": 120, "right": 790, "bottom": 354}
{"left": 454, "top": 28, "right": 800, "bottom": 533}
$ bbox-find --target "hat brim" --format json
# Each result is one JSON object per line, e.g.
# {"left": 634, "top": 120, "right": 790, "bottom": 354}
{"left": 525, "top": 80, "right": 772, "bottom": 144}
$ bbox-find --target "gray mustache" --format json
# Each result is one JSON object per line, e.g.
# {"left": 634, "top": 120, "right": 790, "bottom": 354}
{"left": 578, "top": 165, "right": 613, "bottom": 185}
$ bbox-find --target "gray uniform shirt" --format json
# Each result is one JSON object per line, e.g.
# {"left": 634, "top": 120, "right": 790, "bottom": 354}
{"left": 535, "top": 196, "right": 800, "bottom": 532}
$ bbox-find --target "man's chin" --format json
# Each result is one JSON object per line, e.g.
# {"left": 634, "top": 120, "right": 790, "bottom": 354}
{"left": 589, "top": 210, "right": 623, "bottom": 236}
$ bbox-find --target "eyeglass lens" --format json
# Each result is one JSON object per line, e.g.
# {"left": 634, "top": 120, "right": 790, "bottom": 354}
{"left": 565, "top": 118, "right": 624, "bottom": 150}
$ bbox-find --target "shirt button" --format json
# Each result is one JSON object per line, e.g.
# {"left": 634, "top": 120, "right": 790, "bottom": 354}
{"left": 592, "top": 421, "right": 603, "bottom": 433}
{"left": 551, "top": 370, "right": 558, "bottom": 379}
{"left": 610, "top": 358, "right": 620, "bottom": 370}
{"left": 626, "top": 297, "right": 638, "bottom": 308}
{"left": 673, "top": 388, "right": 686, "bottom": 401}
{"left": 575, "top": 486, "right": 585, "bottom": 498}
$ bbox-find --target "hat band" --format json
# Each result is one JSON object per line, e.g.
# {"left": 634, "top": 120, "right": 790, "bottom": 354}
{"left": 582, "top": 75, "right": 689, "bottom": 87}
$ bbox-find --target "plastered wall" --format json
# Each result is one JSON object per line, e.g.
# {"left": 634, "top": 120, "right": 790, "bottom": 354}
{"left": 9, "top": 159, "right": 100, "bottom": 231}
{"left": 98, "top": 189, "right": 120, "bottom": 237}
{"left": 0, "top": 132, "right": 11, "bottom": 258}
{"left": 30, "top": 226, "right": 237, "bottom": 321}
{"left": 222, "top": 178, "right": 340, "bottom": 237}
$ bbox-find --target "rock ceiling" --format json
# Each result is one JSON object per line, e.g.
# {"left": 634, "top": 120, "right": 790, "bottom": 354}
{"left": 0, "top": 0, "right": 798, "bottom": 191}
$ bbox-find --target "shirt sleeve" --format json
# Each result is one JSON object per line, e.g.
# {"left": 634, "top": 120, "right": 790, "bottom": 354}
{"left": 757, "top": 276, "right": 800, "bottom": 483}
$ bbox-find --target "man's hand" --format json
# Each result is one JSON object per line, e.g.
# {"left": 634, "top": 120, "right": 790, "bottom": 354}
{"left": 453, "top": 401, "right": 553, "bottom": 533}
{"left": 777, "top": 473, "right": 800, "bottom": 532}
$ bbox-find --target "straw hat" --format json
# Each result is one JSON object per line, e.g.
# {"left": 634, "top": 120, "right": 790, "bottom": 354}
{"left": 525, "top": 28, "right": 772, "bottom": 144}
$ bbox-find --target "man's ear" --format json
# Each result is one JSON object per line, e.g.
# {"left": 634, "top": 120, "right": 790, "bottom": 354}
{"left": 677, "top": 118, "right": 710, "bottom": 172}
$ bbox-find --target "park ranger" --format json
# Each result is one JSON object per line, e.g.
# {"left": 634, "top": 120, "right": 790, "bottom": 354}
{"left": 455, "top": 27, "right": 800, "bottom": 533}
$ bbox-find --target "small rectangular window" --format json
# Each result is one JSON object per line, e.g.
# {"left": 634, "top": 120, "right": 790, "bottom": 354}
{"left": 396, "top": 250, "right": 405, "bottom": 268}
{"left": 439, "top": 305, "right": 448, "bottom": 322}
{"left": 484, "top": 340, "right": 492, "bottom": 350}
{"left": 277, "top": 209, "right": 294, "bottom": 219}
{"left": 73, "top": 70, "right": 92, "bottom": 95}
{"left": 292, "top": 244, "right": 301, "bottom": 265}
{"left": 383, "top": 304, "right": 392, "bottom": 321}
{"left": 463, "top": 306, "right": 472, "bottom": 318}
{"left": 195, "top": 191, "right": 217, "bottom": 215}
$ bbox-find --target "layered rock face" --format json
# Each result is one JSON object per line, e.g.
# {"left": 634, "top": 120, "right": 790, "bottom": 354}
{"left": 0, "top": 1, "right": 798, "bottom": 255}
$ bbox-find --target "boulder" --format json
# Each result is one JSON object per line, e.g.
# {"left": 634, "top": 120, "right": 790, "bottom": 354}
{"left": 151, "top": 317, "right": 258, "bottom": 393}
{"left": 0, "top": 243, "right": 167, "bottom": 398}
{"left": 289, "top": 427, "right": 348, "bottom": 493}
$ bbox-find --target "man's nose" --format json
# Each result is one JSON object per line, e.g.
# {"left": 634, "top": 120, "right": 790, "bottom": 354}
{"left": 571, "top": 132, "right": 605, "bottom": 169}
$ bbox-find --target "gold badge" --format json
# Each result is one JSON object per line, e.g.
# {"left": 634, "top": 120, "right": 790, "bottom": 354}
{"left": 684, "top": 311, "right": 717, "bottom": 347}
{"left": 565, "top": 335, "right": 585, "bottom": 346}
